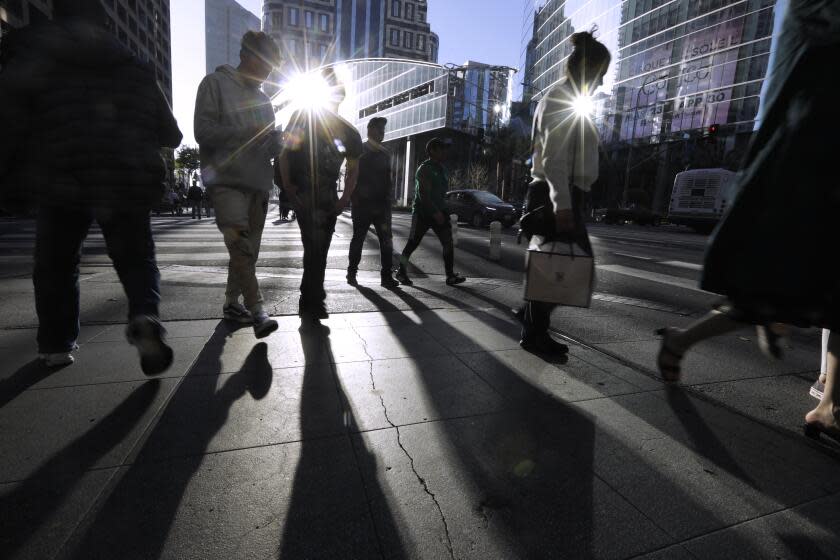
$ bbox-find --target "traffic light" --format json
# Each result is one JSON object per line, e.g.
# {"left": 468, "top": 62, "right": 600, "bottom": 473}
{"left": 706, "top": 124, "right": 719, "bottom": 144}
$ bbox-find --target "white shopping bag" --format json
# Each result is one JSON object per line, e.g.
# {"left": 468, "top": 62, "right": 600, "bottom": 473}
{"left": 524, "top": 235, "right": 594, "bottom": 307}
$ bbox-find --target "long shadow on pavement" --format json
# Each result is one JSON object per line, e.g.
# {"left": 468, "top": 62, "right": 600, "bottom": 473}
{"left": 62, "top": 325, "right": 272, "bottom": 559}
{"left": 0, "top": 380, "right": 161, "bottom": 557}
{"left": 0, "top": 359, "right": 71, "bottom": 409}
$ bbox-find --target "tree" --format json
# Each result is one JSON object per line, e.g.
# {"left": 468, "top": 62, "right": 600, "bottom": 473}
{"left": 448, "top": 168, "right": 467, "bottom": 189}
{"left": 175, "top": 145, "right": 200, "bottom": 186}
{"left": 467, "top": 163, "right": 491, "bottom": 190}
{"left": 485, "top": 124, "right": 530, "bottom": 199}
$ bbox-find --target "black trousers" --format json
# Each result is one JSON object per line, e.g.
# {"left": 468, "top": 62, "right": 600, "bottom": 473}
{"left": 297, "top": 208, "right": 337, "bottom": 305}
{"left": 521, "top": 187, "right": 591, "bottom": 341}
{"left": 399, "top": 213, "right": 454, "bottom": 276}
{"left": 348, "top": 205, "right": 393, "bottom": 275}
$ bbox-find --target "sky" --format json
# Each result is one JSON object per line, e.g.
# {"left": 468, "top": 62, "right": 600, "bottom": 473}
{"left": 171, "top": 0, "right": 528, "bottom": 147}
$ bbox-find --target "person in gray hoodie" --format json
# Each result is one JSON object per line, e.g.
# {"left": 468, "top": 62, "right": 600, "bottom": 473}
{"left": 194, "top": 31, "right": 281, "bottom": 338}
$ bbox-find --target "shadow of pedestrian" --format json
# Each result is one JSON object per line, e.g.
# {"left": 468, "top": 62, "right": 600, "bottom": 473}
{"left": 0, "top": 359, "right": 71, "bottom": 409}
{"left": 351, "top": 284, "right": 599, "bottom": 557}
{"left": 0, "top": 380, "right": 161, "bottom": 557}
{"left": 62, "top": 326, "right": 273, "bottom": 559}
{"left": 278, "top": 326, "right": 409, "bottom": 558}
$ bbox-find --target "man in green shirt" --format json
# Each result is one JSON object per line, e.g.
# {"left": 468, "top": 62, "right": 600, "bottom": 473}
{"left": 396, "top": 138, "right": 466, "bottom": 286}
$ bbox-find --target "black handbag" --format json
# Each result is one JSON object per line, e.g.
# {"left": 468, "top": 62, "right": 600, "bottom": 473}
{"left": 518, "top": 180, "right": 554, "bottom": 242}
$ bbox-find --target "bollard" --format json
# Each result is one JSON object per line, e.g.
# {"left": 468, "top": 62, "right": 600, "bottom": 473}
{"left": 450, "top": 214, "right": 459, "bottom": 247}
{"left": 489, "top": 220, "right": 502, "bottom": 261}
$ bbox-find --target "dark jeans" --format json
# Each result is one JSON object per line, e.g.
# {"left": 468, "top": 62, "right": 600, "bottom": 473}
{"left": 349, "top": 205, "right": 393, "bottom": 275}
{"left": 521, "top": 186, "right": 591, "bottom": 341}
{"left": 191, "top": 202, "right": 202, "bottom": 218}
{"left": 399, "top": 213, "right": 454, "bottom": 276}
{"left": 34, "top": 206, "right": 160, "bottom": 353}
{"left": 297, "top": 207, "right": 338, "bottom": 305}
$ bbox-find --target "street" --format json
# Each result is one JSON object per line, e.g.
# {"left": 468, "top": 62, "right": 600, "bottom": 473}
{"left": 0, "top": 208, "right": 837, "bottom": 559}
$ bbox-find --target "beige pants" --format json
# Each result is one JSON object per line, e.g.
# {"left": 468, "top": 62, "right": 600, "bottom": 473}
{"left": 210, "top": 186, "right": 269, "bottom": 310}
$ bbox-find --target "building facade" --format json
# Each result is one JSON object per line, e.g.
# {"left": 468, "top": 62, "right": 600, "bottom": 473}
{"left": 206, "top": 0, "right": 261, "bottom": 75}
{"left": 1, "top": 0, "right": 173, "bottom": 102}
{"left": 449, "top": 61, "right": 516, "bottom": 137}
{"left": 521, "top": 0, "right": 783, "bottom": 210}
{"left": 261, "top": 0, "right": 438, "bottom": 96}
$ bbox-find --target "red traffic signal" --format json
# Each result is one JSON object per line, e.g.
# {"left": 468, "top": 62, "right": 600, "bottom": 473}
{"left": 708, "top": 124, "right": 719, "bottom": 135}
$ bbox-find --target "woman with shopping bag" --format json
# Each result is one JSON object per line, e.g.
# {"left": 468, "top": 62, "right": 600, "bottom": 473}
{"left": 517, "top": 31, "right": 611, "bottom": 356}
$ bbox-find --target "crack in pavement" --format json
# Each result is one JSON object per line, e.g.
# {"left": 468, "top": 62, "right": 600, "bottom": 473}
{"left": 362, "top": 358, "right": 456, "bottom": 559}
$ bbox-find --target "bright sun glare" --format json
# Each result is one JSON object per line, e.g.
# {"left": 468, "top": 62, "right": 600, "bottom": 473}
{"left": 571, "top": 94, "right": 594, "bottom": 118}
{"left": 280, "top": 72, "right": 333, "bottom": 111}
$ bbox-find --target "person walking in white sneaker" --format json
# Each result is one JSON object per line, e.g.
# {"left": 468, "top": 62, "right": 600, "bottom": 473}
{"left": 0, "top": 0, "right": 181, "bottom": 374}
{"left": 194, "top": 31, "right": 282, "bottom": 338}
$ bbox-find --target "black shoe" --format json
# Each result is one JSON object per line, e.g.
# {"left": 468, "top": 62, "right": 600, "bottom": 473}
{"left": 381, "top": 273, "right": 399, "bottom": 289}
{"left": 513, "top": 307, "right": 525, "bottom": 323}
{"left": 446, "top": 273, "right": 466, "bottom": 286}
{"left": 520, "top": 335, "right": 569, "bottom": 356}
{"left": 300, "top": 299, "right": 329, "bottom": 320}
{"left": 126, "top": 315, "right": 174, "bottom": 376}
{"left": 395, "top": 268, "right": 413, "bottom": 286}
{"left": 346, "top": 270, "right": 358, "bottom": 286}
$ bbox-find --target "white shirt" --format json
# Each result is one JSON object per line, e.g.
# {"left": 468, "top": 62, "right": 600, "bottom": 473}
{"left": 531, "top": 78, "right": 600, "bottom": 212}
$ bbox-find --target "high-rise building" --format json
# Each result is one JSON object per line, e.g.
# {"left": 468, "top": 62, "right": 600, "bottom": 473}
{"left": 521, "top": 0, "right": 783, "bottom": 210}
{"left": 1, "top": 0, "right": 173, "bottom": 103}
{"left": 261, "top": 0, "right": 439, "bottom": 95}
{"left": 449, "top": 61, "right": 515, "bottom": 136}
{"left": 205, "top": 0, "right": 260, "bottom": 75}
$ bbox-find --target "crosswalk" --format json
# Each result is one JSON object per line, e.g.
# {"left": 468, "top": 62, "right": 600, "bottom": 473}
{"left": 0, "top": 207, "right": 381, "bottom": 267}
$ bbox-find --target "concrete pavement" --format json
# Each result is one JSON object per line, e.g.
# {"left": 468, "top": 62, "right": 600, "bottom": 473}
{"left": 2, "top": 277, "right": 840, "bottom": 559}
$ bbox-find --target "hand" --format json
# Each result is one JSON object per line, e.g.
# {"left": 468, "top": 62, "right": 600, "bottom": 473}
{"left": 554, "top": 209, "right": 576, "bottom": 233}
{"left": 433, "top": 211, "right": 446, "bottom": 226}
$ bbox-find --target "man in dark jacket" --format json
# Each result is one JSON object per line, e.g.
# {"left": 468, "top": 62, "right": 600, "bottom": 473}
{"left": 187, "top": 183, "right": 204, "bottom": 219}
{"left": 346, "top": 117, "right": 398, "bottom": 288}
{"left": 0, "top": 0, "right": 183, "bottom": 374}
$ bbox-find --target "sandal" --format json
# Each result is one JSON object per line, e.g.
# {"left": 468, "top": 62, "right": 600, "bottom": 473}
{"left": 655, "top": 327, "right": 684, "bottom": 383}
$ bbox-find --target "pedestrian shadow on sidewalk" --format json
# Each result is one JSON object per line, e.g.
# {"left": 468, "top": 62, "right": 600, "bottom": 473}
{"left": 0, "top": 380, "right": 161, "bottom": 558}
{"left": 353, "top": 284, "right": 600, "bottom": 557}
{"left": 62, "top": 324, "right": 273, "bottom": 559}
{"left": 278, "top": 327, "right": 409, "bottom": 558}
{"left": 0, "top": 359, "right": 71, "bottom": 409}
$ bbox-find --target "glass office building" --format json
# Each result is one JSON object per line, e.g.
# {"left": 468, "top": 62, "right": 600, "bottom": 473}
{"left": 274, "top": 58, "right": 515, "bottom": 204}
{"left": 522, "top": 0, "right": 784, "bottom": 209}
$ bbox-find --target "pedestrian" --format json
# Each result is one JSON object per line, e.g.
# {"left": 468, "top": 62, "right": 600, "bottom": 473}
{"left": 347, "top": 117, "right": 399, "bottom": 289}
{"left": 187, "top": 182, "right": 203, "bottom": 219}
{"left": 276, "top": 68, "right": 363, "bottom": 324}
{"left": 395, "top": 138, "right": 466, "bottom": 287}
{"left": 0, "top": 0, "right": 182, "bottom": 373}
{"left": 655, "top": 0, "right": 840, "bottom": 441}
{"left": 194, "top": 31, "right": 282, "bottom": 337}
{"left": 516, "top": 31, "right": 611, "bottom": 356}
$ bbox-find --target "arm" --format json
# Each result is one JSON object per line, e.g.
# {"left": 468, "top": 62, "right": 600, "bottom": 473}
{"left": 155, "top": 83, "right": 183, "bottom": 148}
{"left": 336, "top": 158, "right": 359, "bottom": 213}
{"left": 540, "top": 116, "right": 575, "bottom": 232}
{"left": 194, "top": 77, "right": 245, "bottom": 149}
{"left": 277, "top": 148, "right": 300, "bottom": 207}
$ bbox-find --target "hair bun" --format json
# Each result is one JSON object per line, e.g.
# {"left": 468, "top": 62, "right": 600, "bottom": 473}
{"left": 570, "top": 32, "right": 594, "bottom": 48}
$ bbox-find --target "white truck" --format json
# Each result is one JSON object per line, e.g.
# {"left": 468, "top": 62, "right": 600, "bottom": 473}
{"left": 667, "top": 168, "right": 737, "bottom": 234}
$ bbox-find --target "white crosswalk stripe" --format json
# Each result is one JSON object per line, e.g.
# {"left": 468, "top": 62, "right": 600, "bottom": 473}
{"left": 0, "top": 211, "right": 380, "bottom": 267}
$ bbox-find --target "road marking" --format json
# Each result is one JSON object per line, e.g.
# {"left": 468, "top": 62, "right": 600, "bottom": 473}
{"left": 659, "top": 260, "right": 703, "bottom": 271}
{"left": 596, "top": 264, "right": 709, "bottom": 293}
{"left": 612, "top": 252, "right": 653, "bottom": 261}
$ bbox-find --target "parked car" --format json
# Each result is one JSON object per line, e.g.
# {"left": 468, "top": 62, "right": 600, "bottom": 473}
{"left": 445, "top": 189, "right": 518, "bottom": 228}
{"left": 594, "top": 206, "right": 661, "bottom": 226}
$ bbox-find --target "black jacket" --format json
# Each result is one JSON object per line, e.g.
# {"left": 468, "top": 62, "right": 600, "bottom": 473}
{"left": 0, "top": 19, "right": 182, "bottom": 209}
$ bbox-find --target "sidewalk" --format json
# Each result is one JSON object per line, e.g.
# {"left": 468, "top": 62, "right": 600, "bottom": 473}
{"left": 2, "top": 279, "right": 840, "bottom": 559}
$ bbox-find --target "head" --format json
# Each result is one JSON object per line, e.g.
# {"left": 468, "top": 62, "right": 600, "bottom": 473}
{"left": 52, "top": 0, "right": 109, "bottom": 26}
{"left": 367, "top": 117, "right": 387, "bottom": 143}
{"left": 239, "top": 31, "right": 280, "bottom": 85}
{"left": 565, "top": 31, "right": 611, "bottom": 93}
{"left": 320, "top": 67, "right": 346, "bottom": 112}
{"left": 426, "top": 138, "right": 451, "bottom": 163}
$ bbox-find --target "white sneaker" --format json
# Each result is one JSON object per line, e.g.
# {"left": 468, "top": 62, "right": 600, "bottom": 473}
{"left": 223, "top": 302, "right": 254, "bottom": 324}
{"left": 253, "top": 311, "right": 279, "bottom": 339}
{"left": 38, "top": 343, "right": 79, "bottom": 367}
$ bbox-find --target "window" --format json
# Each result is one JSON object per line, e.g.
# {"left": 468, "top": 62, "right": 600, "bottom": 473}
{"left": 418, "top": 9, "right": 426, "bottom": 22}
{"left": 404, "top": 31, "right": 413, "bottom": 48}
{"left": 288, "top": 39, "right": 299, "bottom": 57}
{"left": 417, "top": 35, "right": 425, "bottom": 51}
{"left": 319, "top": 13, "right": 329, "bottom": 32}
{"left": 390, "top": 29, "right": 400, "bottom": 46}
{"left": 319, "top": 43, "right": 328, "bottom": 59}
{"left": 271, "top": 12, "right": 282, "bottom": 28}
{"left": 406, "top": 3, "right": 414, "bottom": 20}
{"left": 289, "top": 7, "right": 299, "bottom": 26}
{"left": 391, "top": 0, "right": 401, "bottom": 18}
{"left": 305, "top": 11, "right": 313, "bottom": 29}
